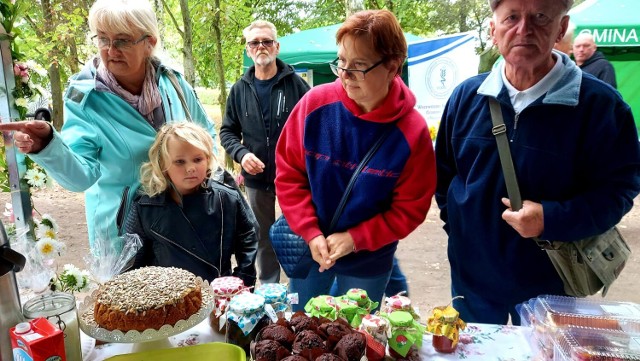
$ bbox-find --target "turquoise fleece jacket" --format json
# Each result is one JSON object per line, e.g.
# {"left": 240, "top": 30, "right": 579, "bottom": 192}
{"left": 30, "top": 58, "right": 216, "bottom": 250}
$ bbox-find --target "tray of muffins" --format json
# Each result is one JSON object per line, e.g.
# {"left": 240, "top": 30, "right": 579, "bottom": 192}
{"left": 78, "top": 266, "right": 214, "bottom": 343}
{"left": 250, "top": 311, "right": 367, "bottom": 361}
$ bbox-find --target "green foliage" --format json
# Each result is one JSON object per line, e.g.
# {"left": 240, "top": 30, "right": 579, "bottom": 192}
{"left": 194, "top": 87, "right": 221, "bottom": 106}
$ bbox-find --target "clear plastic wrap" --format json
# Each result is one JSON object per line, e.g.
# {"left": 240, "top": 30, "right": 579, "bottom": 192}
{"left": 84, "top": 233, "right": 142, "bottom": 283}
{"left": 531, "top": 295, "right": 640, "bottom": 361}
{"left": 12, "top": 225, "right": 56, "bottom": 293}
{"left": 554, "top": 326, "right": 640, "bottom": 361}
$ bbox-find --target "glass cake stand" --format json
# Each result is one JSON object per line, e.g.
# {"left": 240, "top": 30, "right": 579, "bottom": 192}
{"left": 78, "top": 280, "right": 213, "bottom": 353}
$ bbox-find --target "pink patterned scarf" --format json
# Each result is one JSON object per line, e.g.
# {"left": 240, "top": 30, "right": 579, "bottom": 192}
{"left": 97, "top": 59, "right": 162, "bottom": 124}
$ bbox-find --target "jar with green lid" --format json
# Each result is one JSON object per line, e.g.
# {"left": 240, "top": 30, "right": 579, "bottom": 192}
{"left": 225, "top": 293, "right": 271, "bottom": 356}
{"left": 385, "top": 310, "right": 425, "bottom": 359}
{"left": 304, "top": 295, "right": 338, "bottom": 320}
{"left": 345, "top": 288, "right": 378, "bottom": 312}
{"left": 336, "top": 297, "right": 368, "bottom": 328}
{"left": 254, "top": 283, "right": 289, "bottom": 320}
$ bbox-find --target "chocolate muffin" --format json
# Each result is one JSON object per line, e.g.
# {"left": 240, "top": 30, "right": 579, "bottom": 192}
{"left": 334, "top": 332, "right": 366, "bottom": 361}
{"left": 293, "top": 330, "right": 327, "bottom": 356}
{"left": 281, "top": 356, "right": 309, "bottom": 361}
{"left": 254, "top": 340, "right": 291, "bottom": 361}
{"left": 318, "top": 321, "right": 352, "bottom": 339}
{"left": 290, "top": 313, "right": 319, "bottom": 333}
{"left": 259, "top": 324, "right": 296, "bottom": 349}
{"left": 315, "top": 354, "right": 346, "bottom": 361}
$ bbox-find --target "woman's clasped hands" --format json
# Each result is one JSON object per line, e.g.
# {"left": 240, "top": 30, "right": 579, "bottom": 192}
{"left": 308, "top": 231, "right": 355, "bottom": 272}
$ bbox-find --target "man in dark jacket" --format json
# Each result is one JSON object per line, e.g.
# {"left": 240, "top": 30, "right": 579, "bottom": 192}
{"left": 436, "top": 0, "right": 640, "bottom": 325}
{"left": 573, "top": 33, "right": 617, "bottom": 88}
{"left": 220, "top": 20, "right": 310, "bottom": 284}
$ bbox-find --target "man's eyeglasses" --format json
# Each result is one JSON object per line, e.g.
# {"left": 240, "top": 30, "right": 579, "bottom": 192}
{"left": 247, "top": 40, "right": 276, "bottom": 49}
{"left": 92, "top": 35, "right": 149, "bottom": 50}
{"left": 330, "top": 58, "right": 385, "bottom": 81}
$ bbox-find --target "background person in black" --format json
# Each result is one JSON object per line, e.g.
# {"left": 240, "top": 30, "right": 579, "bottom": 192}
{"left": 220, "top": 20, "right": 310, "bottom": 284}
{"left": 573, "top": 32, "right": 617, "bottom": 88}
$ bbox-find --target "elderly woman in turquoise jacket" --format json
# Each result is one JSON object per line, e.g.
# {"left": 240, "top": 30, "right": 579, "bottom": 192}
{"left": 0, "top": 0, "right": 215, "bottom": 250}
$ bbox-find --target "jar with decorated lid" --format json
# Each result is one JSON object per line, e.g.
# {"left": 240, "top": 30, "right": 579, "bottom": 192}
{"left": 225, "top": 292, "right": 270, "bottom": 355}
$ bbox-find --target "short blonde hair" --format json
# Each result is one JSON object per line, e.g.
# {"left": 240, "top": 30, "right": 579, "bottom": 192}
{"left": 242, "top": 20, "right": 278, "bottom": 41}
{"left": 88, "top": 0, "right": 161, "bottom": 53}
{"left": 139, "top": 122, "right": 217, "bottom": 197}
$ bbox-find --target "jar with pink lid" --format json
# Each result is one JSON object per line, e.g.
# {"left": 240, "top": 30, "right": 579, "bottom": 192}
{"left": 209, "top": 276, "right": 248, "bottom": 334}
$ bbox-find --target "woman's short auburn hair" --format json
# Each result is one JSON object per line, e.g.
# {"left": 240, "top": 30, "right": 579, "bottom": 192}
{"left": 336, "top": 9, "right": 407, "bottom": 75}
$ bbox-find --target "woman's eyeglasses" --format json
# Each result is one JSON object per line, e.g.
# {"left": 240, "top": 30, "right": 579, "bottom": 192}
{"left": 246, "top": 40, "right": 276, "bottom": 49}
{"left": 92, "top": 35, "right": 149, "bottom": 50}
{"left": 330, "top": 58, "right": 385, "bottom": 81}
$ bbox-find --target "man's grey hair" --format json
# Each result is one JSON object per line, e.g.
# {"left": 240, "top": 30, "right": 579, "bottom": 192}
{"left": 489, "top": 0, "right": 574, "bottom": 13}
{"left": 242, "top": 20, "right": 278, "bottom": 41}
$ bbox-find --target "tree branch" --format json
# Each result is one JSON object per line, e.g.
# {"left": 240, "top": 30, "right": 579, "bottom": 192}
{"left": 24, "top": 15, "right": 45, "bottom": 38}
{"left": 159, "top": 0, "right": 184, "bottom": 38}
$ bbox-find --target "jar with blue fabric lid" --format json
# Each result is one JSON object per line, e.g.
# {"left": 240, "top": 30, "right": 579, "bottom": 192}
{"left": 225, "top": 292, "right": 270, "bottom": 355}
{"left": 255, "top": 283, "right": 289, "bottom": 319}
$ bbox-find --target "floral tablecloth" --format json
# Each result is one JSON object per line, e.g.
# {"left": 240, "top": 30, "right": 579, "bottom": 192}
{"left": 82, "top": 319, "right": 534, "bottom": 361}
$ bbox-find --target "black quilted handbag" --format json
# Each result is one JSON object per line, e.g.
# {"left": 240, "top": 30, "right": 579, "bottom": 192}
{"left": 269, "top": 215, "right": 314, "bottom": 278}
{"left": 269, "top": 124, "right": 394, "bottom": 278}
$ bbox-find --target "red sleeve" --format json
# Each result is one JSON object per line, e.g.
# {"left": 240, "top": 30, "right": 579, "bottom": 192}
{"left": 275, "top": 93, "right": 323, "bottom": 243}
{"left": 349, "top": 114, "right": 437, "bottom": 251}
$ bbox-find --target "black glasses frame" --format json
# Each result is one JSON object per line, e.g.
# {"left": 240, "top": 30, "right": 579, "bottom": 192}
{"left": 246, "top": 40, "right": 276, "bottom": 49}
{"left": 329, "top": 58, "right": 385, "bottom": 81}
{"left": 92, "top": 35, "right": 149, "bottom": 50}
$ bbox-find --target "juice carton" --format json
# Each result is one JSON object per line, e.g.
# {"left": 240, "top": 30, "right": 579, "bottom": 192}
{"left": 10, "top": 317, "right": 66, "bottom": 361}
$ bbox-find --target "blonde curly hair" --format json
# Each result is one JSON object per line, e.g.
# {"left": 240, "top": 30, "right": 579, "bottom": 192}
{"left": 139, "top": 122, "right": 217, "bottom": 197}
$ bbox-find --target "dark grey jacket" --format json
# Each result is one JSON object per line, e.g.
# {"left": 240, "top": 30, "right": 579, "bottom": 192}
{"left": 580, "top": 51, "right": 617, "bottom": 88}
{"left": 220, "top": 58, "right": 310, "bottom": 191}
{"left": 125, "top": 173, "right": 258, "bottom": 286}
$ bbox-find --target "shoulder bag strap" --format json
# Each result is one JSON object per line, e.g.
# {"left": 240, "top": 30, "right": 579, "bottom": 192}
{"left": 328, "top": 124, "right": 395, "bottom": 233}
{"left": 488, "top": 98, "right": 552, "bottom": 249}
{"left": 165, "top": 70, "right": 193, "bottom": 122}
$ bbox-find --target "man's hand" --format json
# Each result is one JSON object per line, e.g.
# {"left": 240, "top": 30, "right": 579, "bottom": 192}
{"left": 240, "top": 153, "right": 265, "bottom": 175}
{"left": 308, "top": 235, "right": 335, "bottom": 272}
{"left": 0, "top": 120, "right": 53, "bottom": 154}
{"left": 501, "top": 198, "right": 544, "bottom": 238}
{"left": 326, "top": 231, "right": 355, "bottom": 263}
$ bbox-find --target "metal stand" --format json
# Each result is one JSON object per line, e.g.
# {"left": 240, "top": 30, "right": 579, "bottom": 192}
{"left": 0, "top": 23, "right": 35, "bottom": 361}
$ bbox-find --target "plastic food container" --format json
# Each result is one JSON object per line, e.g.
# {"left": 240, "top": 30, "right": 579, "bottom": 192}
{"left": 517, "top": 299, "right": 548, "bottom": 359}
{"left": 532, "top": 295, "right": 640, "bottom": 360}
{"left": 553, "top": 326, "right": 640, "bottom": 361}
{"left": 104, "top": 342, "right": 245, "bottom": 361}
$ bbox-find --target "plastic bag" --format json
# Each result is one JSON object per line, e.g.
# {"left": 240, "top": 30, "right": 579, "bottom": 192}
{"left": 84, "top": 233, "right": 142, "bottom": 283}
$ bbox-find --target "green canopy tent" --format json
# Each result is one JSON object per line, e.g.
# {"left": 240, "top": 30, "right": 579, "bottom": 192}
{"left": 569, "top": 0, "right": 640, "bottom": 131}
{"left": 243, "top": 24, "right": 423, "bottom": 86}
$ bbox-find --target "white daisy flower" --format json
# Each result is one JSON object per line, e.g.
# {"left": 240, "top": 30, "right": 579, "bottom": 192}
{"left": 39, "top": 214, "right": 59, "bottom": 232}
{"left": 24, "top": 168, "right": 47, "bottom": 188}
{"left": 36, "top": 224, "right": 56, "bottom": 240}
{"left": 36, "top": 237, "right": 57, "bottom": 257}
{"left": 14, "top": 97, "right": 28, "bottom": 108}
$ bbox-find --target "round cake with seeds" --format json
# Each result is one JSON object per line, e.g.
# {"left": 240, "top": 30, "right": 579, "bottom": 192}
{"left": 93, "top": 266, "right": 203, "bottom": 331}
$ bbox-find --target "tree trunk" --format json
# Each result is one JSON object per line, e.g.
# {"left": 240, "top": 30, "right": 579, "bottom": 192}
{"left": 48, "top": 62, "right": 64, "bottom": 130}
{"left": 179, "top": 0, "right": 195, "bottom": 85}
{"left": 40, "top": 0, "right": 64, "bottom": 129}
{"left": 211, "top": 0, "right": 231, "bottom": 169}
